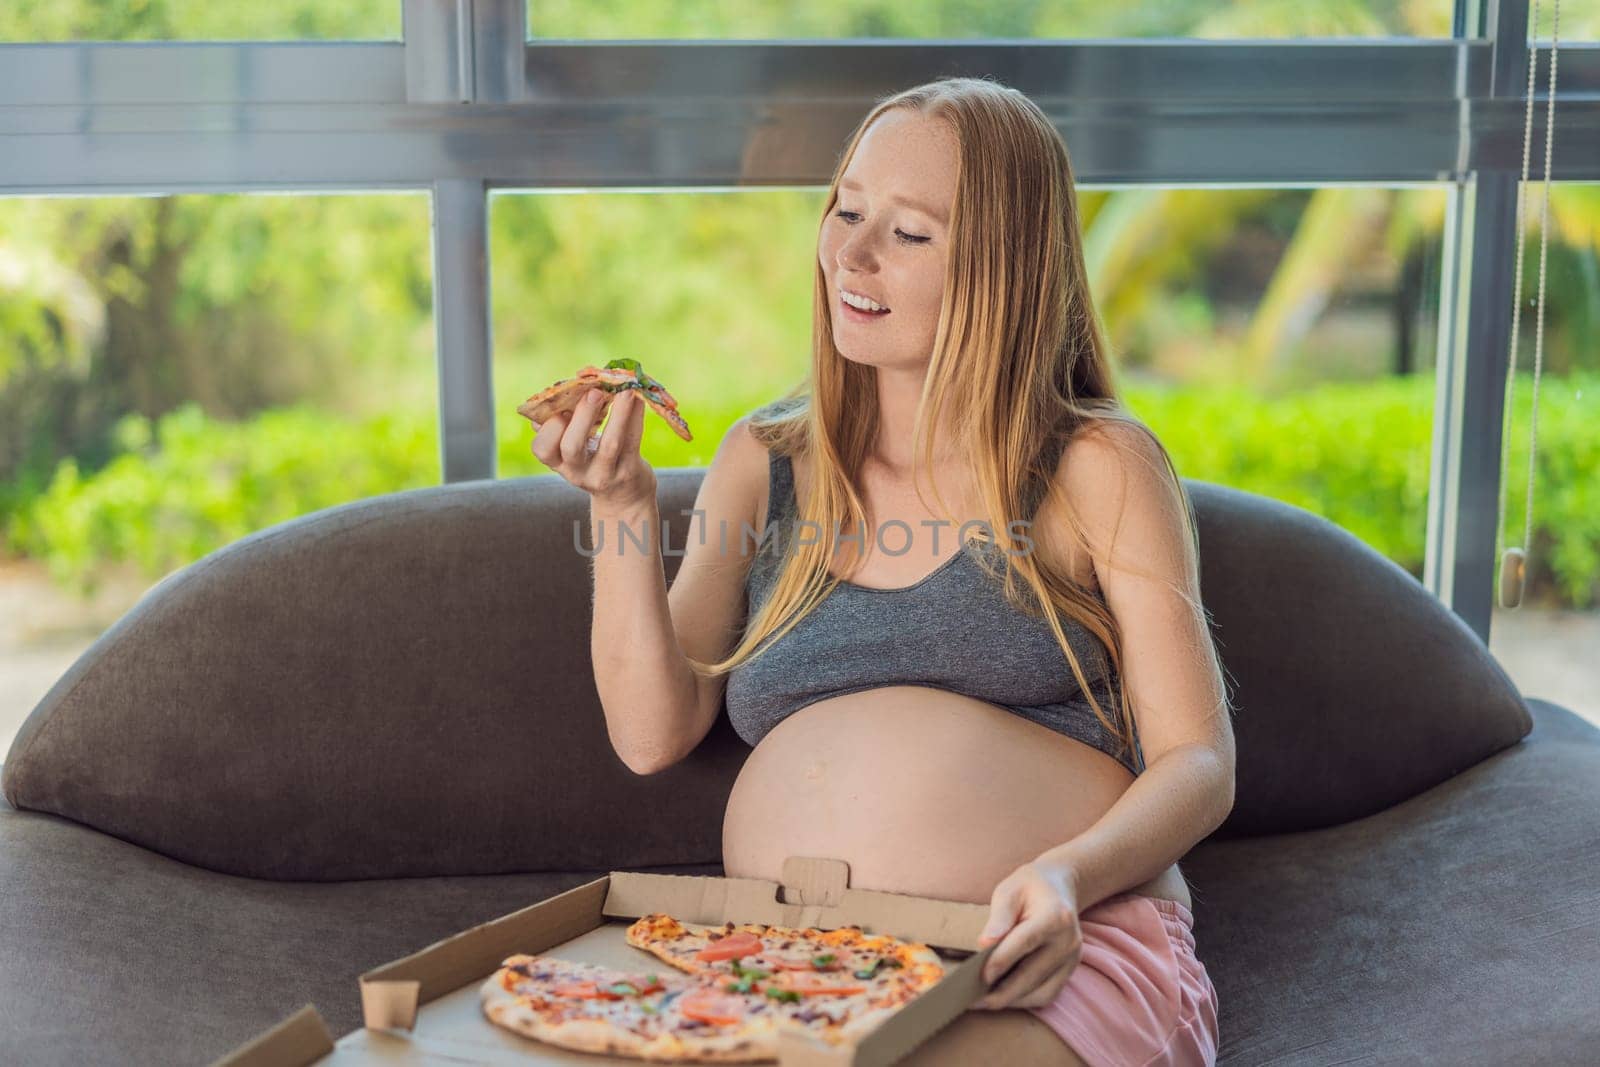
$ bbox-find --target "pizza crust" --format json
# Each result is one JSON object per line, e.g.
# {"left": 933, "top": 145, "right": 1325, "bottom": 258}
{"left": 482, "top": 980, "right": 658, "bottom": 1059}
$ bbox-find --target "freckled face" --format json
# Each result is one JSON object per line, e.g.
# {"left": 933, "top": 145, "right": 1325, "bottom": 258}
{"left": 820, "top": 110, "right": 957, "bottom": 371}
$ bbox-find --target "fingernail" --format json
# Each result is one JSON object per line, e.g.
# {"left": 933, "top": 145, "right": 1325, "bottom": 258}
{"left": 587, "top": 389, "right": 602, "bottom": 405}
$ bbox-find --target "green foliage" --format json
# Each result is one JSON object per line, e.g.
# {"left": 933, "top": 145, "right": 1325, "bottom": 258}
{"left": 6, "top": 404, "right": 437, "bottom": 595}
{"left": 7, "top": 375, "right": 1596, "bottom": 609}
{"left": 12, "top": 0, "right": 1554, "bottom": 44}
{"left": 0, "top": 0, "right": 399, "bottom": 41}
{"left": 1133, "top": 372, "right": 1600, "bottom": 608}
{"left": 0, "top": 192, "right": 435, "bottom": 506}
{"left": 1130, "top": 375, "right": 1436, "bottom": 563}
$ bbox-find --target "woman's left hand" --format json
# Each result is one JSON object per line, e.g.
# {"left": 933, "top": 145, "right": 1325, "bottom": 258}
{"left": 971, "top": 860, "right": 1083, "bottom": 1011}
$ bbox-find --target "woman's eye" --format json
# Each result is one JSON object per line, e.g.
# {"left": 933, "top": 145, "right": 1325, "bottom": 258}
{"left": 833, "top": 210, "right": 929, "bottom": 244}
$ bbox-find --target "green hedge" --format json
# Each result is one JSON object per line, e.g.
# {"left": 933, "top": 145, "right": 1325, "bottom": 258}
{"left": 5, "top": 375, "right": 1595, "bottom": 608}
{"left": 1133, "top": 374, "right": 1597, "bottom": 608}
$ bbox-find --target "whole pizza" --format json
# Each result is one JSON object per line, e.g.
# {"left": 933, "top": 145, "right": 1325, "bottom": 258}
{"left": 478, "top": 912, "right": 947, "bottom": 1062}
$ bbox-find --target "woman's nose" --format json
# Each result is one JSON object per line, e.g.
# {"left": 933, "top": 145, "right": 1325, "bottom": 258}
{"left": 837, "top": 230, "right": 879, "bottom": 272}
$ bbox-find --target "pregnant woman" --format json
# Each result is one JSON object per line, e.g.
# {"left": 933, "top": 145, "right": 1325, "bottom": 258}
{"left": 533, "top": 76, "right": 1232, "bottom": 1067}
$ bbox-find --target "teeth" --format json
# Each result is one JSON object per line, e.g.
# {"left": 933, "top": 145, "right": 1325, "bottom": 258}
{"left": 843, "top": 291, "right": 888, "bottom": 312}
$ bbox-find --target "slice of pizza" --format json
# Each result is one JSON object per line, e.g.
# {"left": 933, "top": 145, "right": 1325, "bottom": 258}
{"left": 516, "top": 358, "right": 693, "bottom": 444}
{"left": 482, "top": 953, "right": 788, "bottom": 1061}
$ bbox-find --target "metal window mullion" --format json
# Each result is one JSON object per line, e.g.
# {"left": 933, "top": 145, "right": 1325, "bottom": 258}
{"left": 472, "top": 0, "right": 527, "bottom": 104}
{"left": 431, "top": 178, "right": 496, "bottom": 483}
{"left": 403, "top": 0, "right": 473, "bottom": 103}
{"left": 6, "top": 41, "right": 1600, "bottom": 191}
{"left": 1427, "top": 0, "right": 1530, "bottom": 642}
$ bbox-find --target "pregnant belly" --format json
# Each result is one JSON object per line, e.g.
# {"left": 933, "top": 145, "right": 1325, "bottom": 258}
{"left": 721, "top": 686, "right": 1191, "bottom": 910}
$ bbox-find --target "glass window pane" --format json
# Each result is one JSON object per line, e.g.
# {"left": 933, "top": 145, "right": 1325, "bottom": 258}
{"left": 1531, "top": 0, "right": 1600, "bottom": 42}
{"left": 527, "top": 1, "right": 1460, "bottom": 40}
{"left": 1488, "top": 182, "right": 1600, "bottom": 730}
{"left": 1091, "top": 185, "right": 1449, "bottom": 574}
{"left": 490, "top": 188, "right": 815, "bottom": 476}
{"left": 0, "top": 1, "right": 401, "bottom": 42}
{"left": 0, "top": 191, "right": 435, "bottom": 753}
{"left": 489, "top": 184, "right": 1448, "bottom": 559}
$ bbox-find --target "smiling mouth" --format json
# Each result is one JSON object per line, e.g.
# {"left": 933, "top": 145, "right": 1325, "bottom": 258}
{"left": 839, "top": 293, "right": 891, "bottom": 316}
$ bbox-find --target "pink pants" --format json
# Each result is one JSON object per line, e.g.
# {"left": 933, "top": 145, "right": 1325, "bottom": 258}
{"left": 1024, "top": 892, "right": 1219, "bottom": 1067}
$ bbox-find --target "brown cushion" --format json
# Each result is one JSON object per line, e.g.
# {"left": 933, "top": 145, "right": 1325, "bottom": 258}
{"left": 1186, "top": 481, "right": 1532, "bottom": 836}
{"left": 1, "top": 470, "right": 744, "bottom": 880}
{"left": 1, "top": 473, "right": 1533, "bottom": 878}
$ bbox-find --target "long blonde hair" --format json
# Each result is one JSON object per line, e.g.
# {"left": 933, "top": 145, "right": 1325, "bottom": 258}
{"left": 688, "top": 76, "right": 1218, "bottom": 774}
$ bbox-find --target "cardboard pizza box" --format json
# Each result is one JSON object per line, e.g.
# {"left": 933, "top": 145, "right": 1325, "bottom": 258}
{"left": 210, "top": 1005, "right": 336, "bottom": 1066}
{"left": 215, "top": 855, "right": 1007, "bottom": 1066}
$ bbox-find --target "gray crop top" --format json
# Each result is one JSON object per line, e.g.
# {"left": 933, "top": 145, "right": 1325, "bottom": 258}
{"left": 722, "top": 448, "right": 1145, "bottom": 776}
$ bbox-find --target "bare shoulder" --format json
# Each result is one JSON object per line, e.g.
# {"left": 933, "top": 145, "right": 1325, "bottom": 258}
{"left": 712, "top": 412, "right": 770, "bottom": 475}
{"left": 1051, "top": 416, "right": 1195, "bottom": 588}
{"left": 1037, "top": 418, "right": 1180, "bottom": 587}
{"left": 697, "top": 413, "right": 772, "bottom": 540}
{"left": 1054, "top": 418, "right": 1173, "bottom": 503}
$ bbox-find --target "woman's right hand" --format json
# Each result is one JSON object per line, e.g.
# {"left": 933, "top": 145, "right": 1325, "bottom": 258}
{"left": 530, "top": 386, "right": 657, "bottom": 512}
